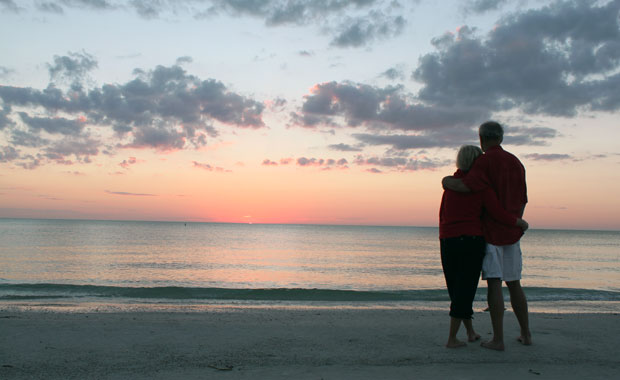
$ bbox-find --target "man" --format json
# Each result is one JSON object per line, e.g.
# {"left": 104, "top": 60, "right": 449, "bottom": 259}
{"left": 442, "top": 121, "right": 532, "bottom": 351}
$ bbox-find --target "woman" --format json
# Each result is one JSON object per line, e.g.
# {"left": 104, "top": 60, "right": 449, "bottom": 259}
{"left": 439, "top": 145, "right": 528, "bottom": 348}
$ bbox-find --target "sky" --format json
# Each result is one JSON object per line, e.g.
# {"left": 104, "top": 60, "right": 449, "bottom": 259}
{"left": 1, "top": 0, "right": 619, "bottom": 230}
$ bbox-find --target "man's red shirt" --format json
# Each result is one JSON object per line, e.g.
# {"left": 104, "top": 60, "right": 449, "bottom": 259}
{"left": 461, "top": 145, "right": 527, "bottom": 245}
{"left": 440, "top": 169, "right": 517, "bottom": 239}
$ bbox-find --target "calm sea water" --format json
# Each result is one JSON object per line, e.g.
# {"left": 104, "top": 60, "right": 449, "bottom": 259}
{"left": 0, "top": 219, "right": 618, "bottom": 312}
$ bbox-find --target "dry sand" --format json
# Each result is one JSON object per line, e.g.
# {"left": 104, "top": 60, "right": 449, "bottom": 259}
{"left": 1, "top": 307, "right": 618, "bottom": 379}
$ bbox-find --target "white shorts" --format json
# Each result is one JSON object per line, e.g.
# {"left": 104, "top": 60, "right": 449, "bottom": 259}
{"left": 481, "top": 241, "right": 522, "bottom": 282}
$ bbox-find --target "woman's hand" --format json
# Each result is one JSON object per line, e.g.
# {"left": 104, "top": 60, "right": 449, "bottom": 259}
{"left": 516, "top": 218, "right": 529, "bottom": 232}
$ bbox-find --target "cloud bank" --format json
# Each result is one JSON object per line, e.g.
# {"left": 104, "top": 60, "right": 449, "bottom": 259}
{"left": 291, "top": 1, "right": 620, "bottom": 153}
{"left": 354, "top": 154, "right": 451, "bottom": 172}
{"left": 17, "top": 0, "right": 408, "bottom": 48}
{"left": 414, "top": 1, "right": 620, "bottom": 117}
{"left": 0, "top": 55, "right": 265, "bottom": 168}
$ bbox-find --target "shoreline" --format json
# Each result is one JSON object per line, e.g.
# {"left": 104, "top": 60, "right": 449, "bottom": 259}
{"left": 1, "top": 307, "right": 618, "bottom": 379}
{"left": 1, "top": 297, "right": 620, "bottom": 314}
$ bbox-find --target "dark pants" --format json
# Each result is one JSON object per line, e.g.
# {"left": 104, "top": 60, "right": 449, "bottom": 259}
{"left": 440, "top": 235, "right": 486, "bottom": 320}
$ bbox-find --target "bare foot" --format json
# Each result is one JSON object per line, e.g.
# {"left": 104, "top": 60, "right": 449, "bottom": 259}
{"left": 446, "top": 339, "right": 467, "bottom": 348}
{"left": 518, "top": 335, "right": 532, "bottom": 345}
{"left": 468, "top": 332, "right": 481, "bottom": 342}
{"left": 481, "top": 340, "right": 505, "bottom": 351}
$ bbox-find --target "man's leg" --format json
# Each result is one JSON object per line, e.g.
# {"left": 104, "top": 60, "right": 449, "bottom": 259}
{"left": 481, "top": 278, "right": 505, "bottom": 351}
{"left": 506, "top": 280, "right": 532, "bottom": 345}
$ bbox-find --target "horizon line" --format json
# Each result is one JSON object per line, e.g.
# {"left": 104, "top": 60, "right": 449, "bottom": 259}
{"left": 1, "top": 217, "right": 618, "bottom": 232}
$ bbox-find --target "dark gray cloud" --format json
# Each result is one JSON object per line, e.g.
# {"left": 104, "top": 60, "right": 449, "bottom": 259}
{"left": 0, "top": 145, "right": 19, "bottom": 162}
{"left": 0, "top": 66, "right": 14, "bottom": 80}
{"left": 9, "top": 0, "right": 406, "bottom": 48}
{"left": 523, "top": 153, "right": 572, "bottom": 161}
{"left": 353, "top": 133, "right": 459, "bottom": 150}
{"left": 64, "top": 170, "right": 86, "bottom": 175}
{"left": 351, "top": 123, "right": 559, "bottom": 151}
{"left": 330, "top": 12, "right": 406, "bottom": 48}
{"left": 62, "top": 0, "right": 115, "bottom": 10}
{"left": 463, "top": 0, "right": 511, "bottom": 14}
{"left": 0, "top": 106, "right": 14, "bottom": 130}
{"left": 380, "top": 67, "right": 405, "bottom": 81}
{"left": 262, "top": 159, "right": 279, "bottom": 166}
{"left": 43, "top": 137, "right": 100, "bottom": 163}
{"left": 175, "top": 56, "right": 193, "bottom": 65}
{"left": 130, "top": 0, "right": 161, "bottom": 18}
{"left": 290, "top": 81, "right": 483, "bottom": 151}
{"left": 267, "top": 97, "right": 287, "bottom": 111}
{"left": 37, "top": 2, "right": 64, "bottom": 13}
{"left": 503, "top": 126, "right": 558, "bottom": 146}
{"left": 47, "top": 51, "right": 98, "bottom": 83}
{"left": 10, "top": 129, "right": 50, "bottom": 147}
{"left": 18, "top": 112, "right": 85, "bottom": 135}
{"left": 328, "top": 143, "right": 363, "bottom": 152}
{"left": 296, "top": 157, "right": 349, "bottom": 168}
{"left": 123, "top": 124, "right": 187, "bottom": 151}
{"left": 1, "top": 64, "right": 263, "bottom": 128}
{"left": 291, "top": 81, "right": 493, "bottom": 149}
{"left": 291, "top": 1, "right": 616, "bottom": 151}
{"left": 14, "top": 155, "right": 42, "bottom": 169}
{"left": 209, "top": 0, "right": 380, "bottom": 26}
{"left": 119, "top": 156, "right": 139, "bottom": 168}
{"left": 0, "top": 58, "right": 265, "bottom": 167}
{"left": 414, "top": 1, "right": 620, "bottom": 117}
{"left": 355, "top": 155, "right": 409, "bottom": 167}
{"left": 0, "top": 0, "right": 20, "bottom": 12}
{"left": 354, "top": 154, "right": 450, "bottom": 172}
{"left": 293, "top": 81, "right": 488, "bottom": 131}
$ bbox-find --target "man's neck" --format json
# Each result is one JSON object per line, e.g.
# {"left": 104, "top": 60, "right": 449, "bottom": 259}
{"left": 482, "top": 141, "right": 501, "bottom": 152}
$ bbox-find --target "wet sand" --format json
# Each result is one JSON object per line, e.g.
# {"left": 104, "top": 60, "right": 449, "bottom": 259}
{"left": 1, "top": 307, "right": 618, "bottom": 379}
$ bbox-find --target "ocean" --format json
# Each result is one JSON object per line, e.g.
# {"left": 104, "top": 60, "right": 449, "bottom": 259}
{"left": 0, "top": 218, "right": 618, "bottom": 313}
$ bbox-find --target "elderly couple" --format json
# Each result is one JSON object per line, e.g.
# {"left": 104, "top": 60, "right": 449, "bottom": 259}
{"left": 439, "top": 121, "right": 532, "bottom": 351}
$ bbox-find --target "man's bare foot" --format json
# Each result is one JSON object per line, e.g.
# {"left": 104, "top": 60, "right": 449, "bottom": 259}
{"left": 467, "top": 332, "right": 481, "bottom": 342}
{"left": 481, "top": 340, "right": 505, "bottom": 351}
{"left": 446, "top": 339, "right": 467, "bottom": 348}
{"left": 518, "top": 335, "right": 532, "bottom": 345}
{"left": 482, "top": 307, "right": 507, "bottom": 312}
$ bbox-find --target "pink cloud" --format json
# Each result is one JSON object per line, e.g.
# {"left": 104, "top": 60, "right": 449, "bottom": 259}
{"left": 119, "top": 156, "right": 145, "bottom": 169}
{"left": 105, "top": 190, "right": 156, "bottom": 197}
{"left": 192, "top": 161, "right": 231, "bottom": 173}
{"left": 296, "top": 157, "right": 348, "bottom": 169}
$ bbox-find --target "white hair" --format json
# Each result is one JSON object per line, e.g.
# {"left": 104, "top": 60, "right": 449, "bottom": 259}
{"left": 456, "top": 145, "right": 483, "bottom": 171}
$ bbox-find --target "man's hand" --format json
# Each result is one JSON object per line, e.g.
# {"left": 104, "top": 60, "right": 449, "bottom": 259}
{"left": 442, "top": 176, "right": 471, "bottom": 192}
{"left": 516, "top": 218, "right": 529, "bottom": 232}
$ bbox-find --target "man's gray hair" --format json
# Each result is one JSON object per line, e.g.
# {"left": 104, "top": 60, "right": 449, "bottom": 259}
{"left": 456, "top": 145, "right": 483, "bottom": 171}
{"left": 479, "top": 121, "right": 504, "bottom": 141}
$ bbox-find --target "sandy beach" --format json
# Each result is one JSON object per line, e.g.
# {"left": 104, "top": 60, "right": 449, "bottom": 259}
{"left": 1, "top": 307, "right": 618, "bottom": 379}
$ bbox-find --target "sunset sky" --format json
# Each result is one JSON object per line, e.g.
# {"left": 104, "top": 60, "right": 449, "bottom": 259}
{"left": 1, "top": 0, "right": 620, "bottom": 230}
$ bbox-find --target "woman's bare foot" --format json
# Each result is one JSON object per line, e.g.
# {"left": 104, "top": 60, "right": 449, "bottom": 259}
{"left": 481, "top": 339, "right": 505, "bottom": 351}
{"left": 446, "top": 339, "right": 467, "bottom": 348}
{"left": 467, "top": 332, "right": 481, "bottom": 342}
{"left": 518, "top": 335, "right": 532, "bottom": 345}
